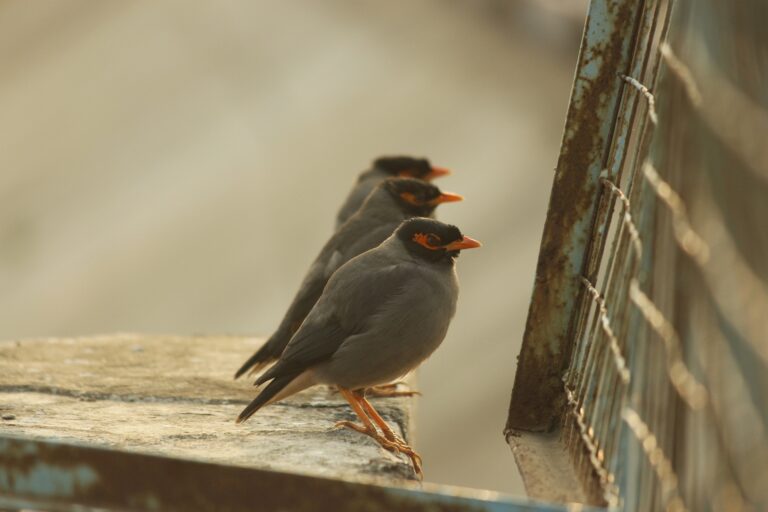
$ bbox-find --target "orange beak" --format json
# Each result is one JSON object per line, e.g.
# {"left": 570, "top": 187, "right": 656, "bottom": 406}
{"left": 430, "top": 191, "right": 464, "bottom": 205}
{"left": 426, "top": 166, "right": 451, "bottom": 180}
{"left": 445, "top": 235, "right": 482, "bottom": 251}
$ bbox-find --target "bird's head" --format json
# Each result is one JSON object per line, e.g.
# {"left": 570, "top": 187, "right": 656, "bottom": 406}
{"left": 374, "top": 156, "right": 451, "bottom": 181}
{"left": 383, "top": 178, "right": 463, "bottom": 217}
{"left": 396, "top": 217, "right": 481, "bottom": 263}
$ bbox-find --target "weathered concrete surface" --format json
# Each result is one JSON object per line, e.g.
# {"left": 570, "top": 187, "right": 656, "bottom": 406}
{"left": 507, "top": 429, "right": 586, "bottom": 504}
{"left": 0, "top": 334, "right": 416, "bottom": 482}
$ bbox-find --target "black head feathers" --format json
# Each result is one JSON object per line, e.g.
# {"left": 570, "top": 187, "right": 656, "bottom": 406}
{"left": 373, "top": 156, "right": 433, "bottom": 179}
{"left": 396, "top": 217, "right": 468, "bottom": 263}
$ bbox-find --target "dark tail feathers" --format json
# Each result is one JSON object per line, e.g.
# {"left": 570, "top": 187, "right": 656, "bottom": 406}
{"left": 233, "top": 333, "right": 289, "bottom": 379}
{"left": 236, "top": 373, "right": 298, "bottom": 424}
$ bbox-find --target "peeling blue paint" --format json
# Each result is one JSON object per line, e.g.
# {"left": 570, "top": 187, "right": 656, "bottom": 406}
{"left": 0, "top": 463, "right": 99, "bottom": 497}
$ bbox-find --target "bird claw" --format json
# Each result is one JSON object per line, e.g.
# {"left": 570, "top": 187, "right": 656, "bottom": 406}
{"left": 334, "top": 420, "right": 423, "bottom": 478}
{"left": 382, "top": 438, "right": 423, "bottom": 478}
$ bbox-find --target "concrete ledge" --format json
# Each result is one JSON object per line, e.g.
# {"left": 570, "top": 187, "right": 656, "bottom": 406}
{"left": 0, "top": 334, "right": 415, "bottom": 483}
{"left": 507, "top": 429, "right": 588, "bottom": 505}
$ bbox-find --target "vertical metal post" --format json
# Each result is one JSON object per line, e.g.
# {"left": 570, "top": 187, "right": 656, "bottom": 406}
{"left": 506, "top": 0, "right": 646, "bottom": 433}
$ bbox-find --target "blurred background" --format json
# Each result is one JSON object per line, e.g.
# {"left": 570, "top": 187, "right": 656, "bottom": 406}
{"left": 0, "top": 0, "right": 588, "bottom": 495}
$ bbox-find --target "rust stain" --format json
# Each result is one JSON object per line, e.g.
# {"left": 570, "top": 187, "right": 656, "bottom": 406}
{"left": 507, "top": 0, "right": 639, "bottom": 434}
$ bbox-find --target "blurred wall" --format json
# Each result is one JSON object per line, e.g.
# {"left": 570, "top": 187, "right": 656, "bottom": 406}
{"left": 0, "top": 0, "right": 586, "bottom": 495}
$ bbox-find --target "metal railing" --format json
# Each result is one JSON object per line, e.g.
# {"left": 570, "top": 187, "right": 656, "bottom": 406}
{"left": 508, "top": 1, "right": 768, "bottom": 510}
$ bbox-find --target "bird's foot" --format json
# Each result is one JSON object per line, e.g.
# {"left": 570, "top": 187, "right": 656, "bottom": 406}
{"left": 334, "top": 421, "right": 422, "bottom": 479}
{"left": 367, "top": 383, "right": 421, "bottom": 398}
{"left": 377, "top": 423, "right": 406, "bottom": 445}
{"left": 333, "top": 420, "right": 375, "bottom": 437}
{"left": 382, "top": 438, "right": 423, "bottom": 479}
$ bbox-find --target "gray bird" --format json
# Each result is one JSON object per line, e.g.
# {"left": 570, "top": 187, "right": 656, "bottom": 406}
{"left": 234, "top": 179, "right": 463, "bottom": 380}
{"left": 335, "top": 156, "right": 450, "bottom": 229}
{"left": 236, "top": 217, "right": 481, "bottom": 477}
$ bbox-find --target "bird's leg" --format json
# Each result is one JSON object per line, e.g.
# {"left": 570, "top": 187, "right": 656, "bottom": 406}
{"left": 334, "top": 388, "right": 379, "bottom": 437}
{"left": 358, "top": 395, "right": 402, "bottom": 443}
{"left": 367, "top": 382, "right": 421, "bottom": 398}
{"left": 335, "top": 388, "right": 423, "bottom": 478}
{"left": 359, "top": 394, "right": 423, "bottom": 477}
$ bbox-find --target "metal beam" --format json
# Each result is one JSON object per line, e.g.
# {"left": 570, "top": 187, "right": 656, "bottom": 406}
{"left": 0, "top": 434, "right": 581, "bottom": 512}
{"left": 507, "top": 0, "right": 646, "bottom": 433}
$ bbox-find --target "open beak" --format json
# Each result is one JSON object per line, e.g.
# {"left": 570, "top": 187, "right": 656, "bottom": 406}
{"left": 445, "top": 235, "right": 482, "bottom": 251}
{"left": 430, "top": 191, "right": 464, "bottom": 205}
{"left": 426, "top": 166, "right": 451, "bottom": 180}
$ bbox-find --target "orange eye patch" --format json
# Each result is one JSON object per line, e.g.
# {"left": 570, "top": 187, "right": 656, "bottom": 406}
{"left": 413, "top": 232, "right": 442, "bottom": 250}
{"left": 400, "top": 192, "right": 421, "bottom": 205}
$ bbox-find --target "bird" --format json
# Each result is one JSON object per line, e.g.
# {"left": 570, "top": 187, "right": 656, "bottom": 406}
{"left": 335, "top": 156, "right": 450, "bottom": 229}
{"left": 235, "top": 217, "right": 481, "bottom": 477}
{"left": 234, "top": 178, "right": 463, "bottom": 380}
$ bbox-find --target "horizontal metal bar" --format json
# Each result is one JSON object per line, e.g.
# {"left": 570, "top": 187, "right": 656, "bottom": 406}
{"left": 0, "top": 434, "right": 580, "bottom": 512}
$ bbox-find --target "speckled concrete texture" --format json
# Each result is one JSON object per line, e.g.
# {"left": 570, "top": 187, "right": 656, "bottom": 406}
{"left": 0, "top": 335, "right": 416, "bottom": 482}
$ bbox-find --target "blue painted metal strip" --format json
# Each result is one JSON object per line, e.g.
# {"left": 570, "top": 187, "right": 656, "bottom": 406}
{"left": 0, "top": 434, "right": 588, "bottom": 512}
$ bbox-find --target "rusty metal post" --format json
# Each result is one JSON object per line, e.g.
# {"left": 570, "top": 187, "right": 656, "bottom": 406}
{"left": 506, "top": 0, "right": 647, "bottom": 433}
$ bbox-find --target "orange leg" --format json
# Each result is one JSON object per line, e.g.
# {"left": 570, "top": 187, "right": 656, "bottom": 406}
{"left": 358, "top": 395, "right": 402, "bottom": 443}
{"left": 334, "top": 388, "right": 423, "bottom": 478}
{"left": 359, "top": 394, "right": 423, "bottom": 476}
{"left": 334, "top": 388, "right": 379, "bottom": 438}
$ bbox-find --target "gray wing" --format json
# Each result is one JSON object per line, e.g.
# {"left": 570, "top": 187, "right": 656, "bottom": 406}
{"left": 256, "top": 253, "right": 414, "bottom": 385}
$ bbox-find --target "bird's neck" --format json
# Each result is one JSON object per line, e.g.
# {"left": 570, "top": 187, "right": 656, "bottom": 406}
{"left": 358, "top": 167, "right": 390, "bottom": 183}
{"left": 357, "top": 188, "right": 408, "bottom": 220}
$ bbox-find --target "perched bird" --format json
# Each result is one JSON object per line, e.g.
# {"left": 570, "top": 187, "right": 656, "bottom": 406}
{"left": 335, "top": 156, "right": 450, "bottom": 229}
{"left": 236, "top": 218, "right": 481, "bottom": 477}
{"left": 234, "top": 179, "right": 463, "bottom": 380}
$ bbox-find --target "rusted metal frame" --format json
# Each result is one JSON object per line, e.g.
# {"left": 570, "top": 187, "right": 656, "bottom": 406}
{"left": 616, "top": 53, "right": 668, "bottom": 501}
{"left": 561, "top": 2, "right": 660, "bottom": 480}
{"left": 609, "top": 8, "right": 679, "bottom": 511}
{"left": 0, "top": 434, "right": 576, "bottom": 512}
{"left": 587, "top": 0, "right": 673, "bottom": 496}
{"left": 587, "top": 1, "right": 680, "bottom": 502}
{"left": 583, "top": 0, "right": 661, "bottom": 378}
{"left": 557, "top": 0, "right": 664, "bottom": 499}
{"left": 507, "top": 0, "right": 649, "bottom": 434}
{"left": 615, "top": 12, "right": 684, "bottom": 508}
{"left": 616, "top": 178, "right": 657, "bottom": 512}
{"left": 591, "top": 230, "right": 635, "bottom": 480}
{"left": 613, "top": 166, "right": 656, "bottom": 511}
{"left": 585, "top": 0, "right": 662, "bottom": 287}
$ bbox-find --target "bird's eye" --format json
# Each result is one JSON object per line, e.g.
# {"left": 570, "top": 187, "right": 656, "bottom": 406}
{"left": 400, "top": 192, "right": 419, "bottom": 204}
{"left": 413, "top": 232, "right": 441, "bottom": 250}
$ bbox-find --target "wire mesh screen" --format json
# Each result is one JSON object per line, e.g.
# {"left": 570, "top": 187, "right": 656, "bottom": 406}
{"left": 508, "top": 0, "right": 767, "bottom": 510}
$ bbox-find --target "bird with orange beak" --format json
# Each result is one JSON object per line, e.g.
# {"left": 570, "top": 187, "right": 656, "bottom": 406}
{"left": 335, "top": 156, "right": 451, "bottom": 229}
{"left": 235, "top": 178, "right": 463, "bottom": 380}
{"left": 236, "top": 218, "right": 481, "bottom": 477}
